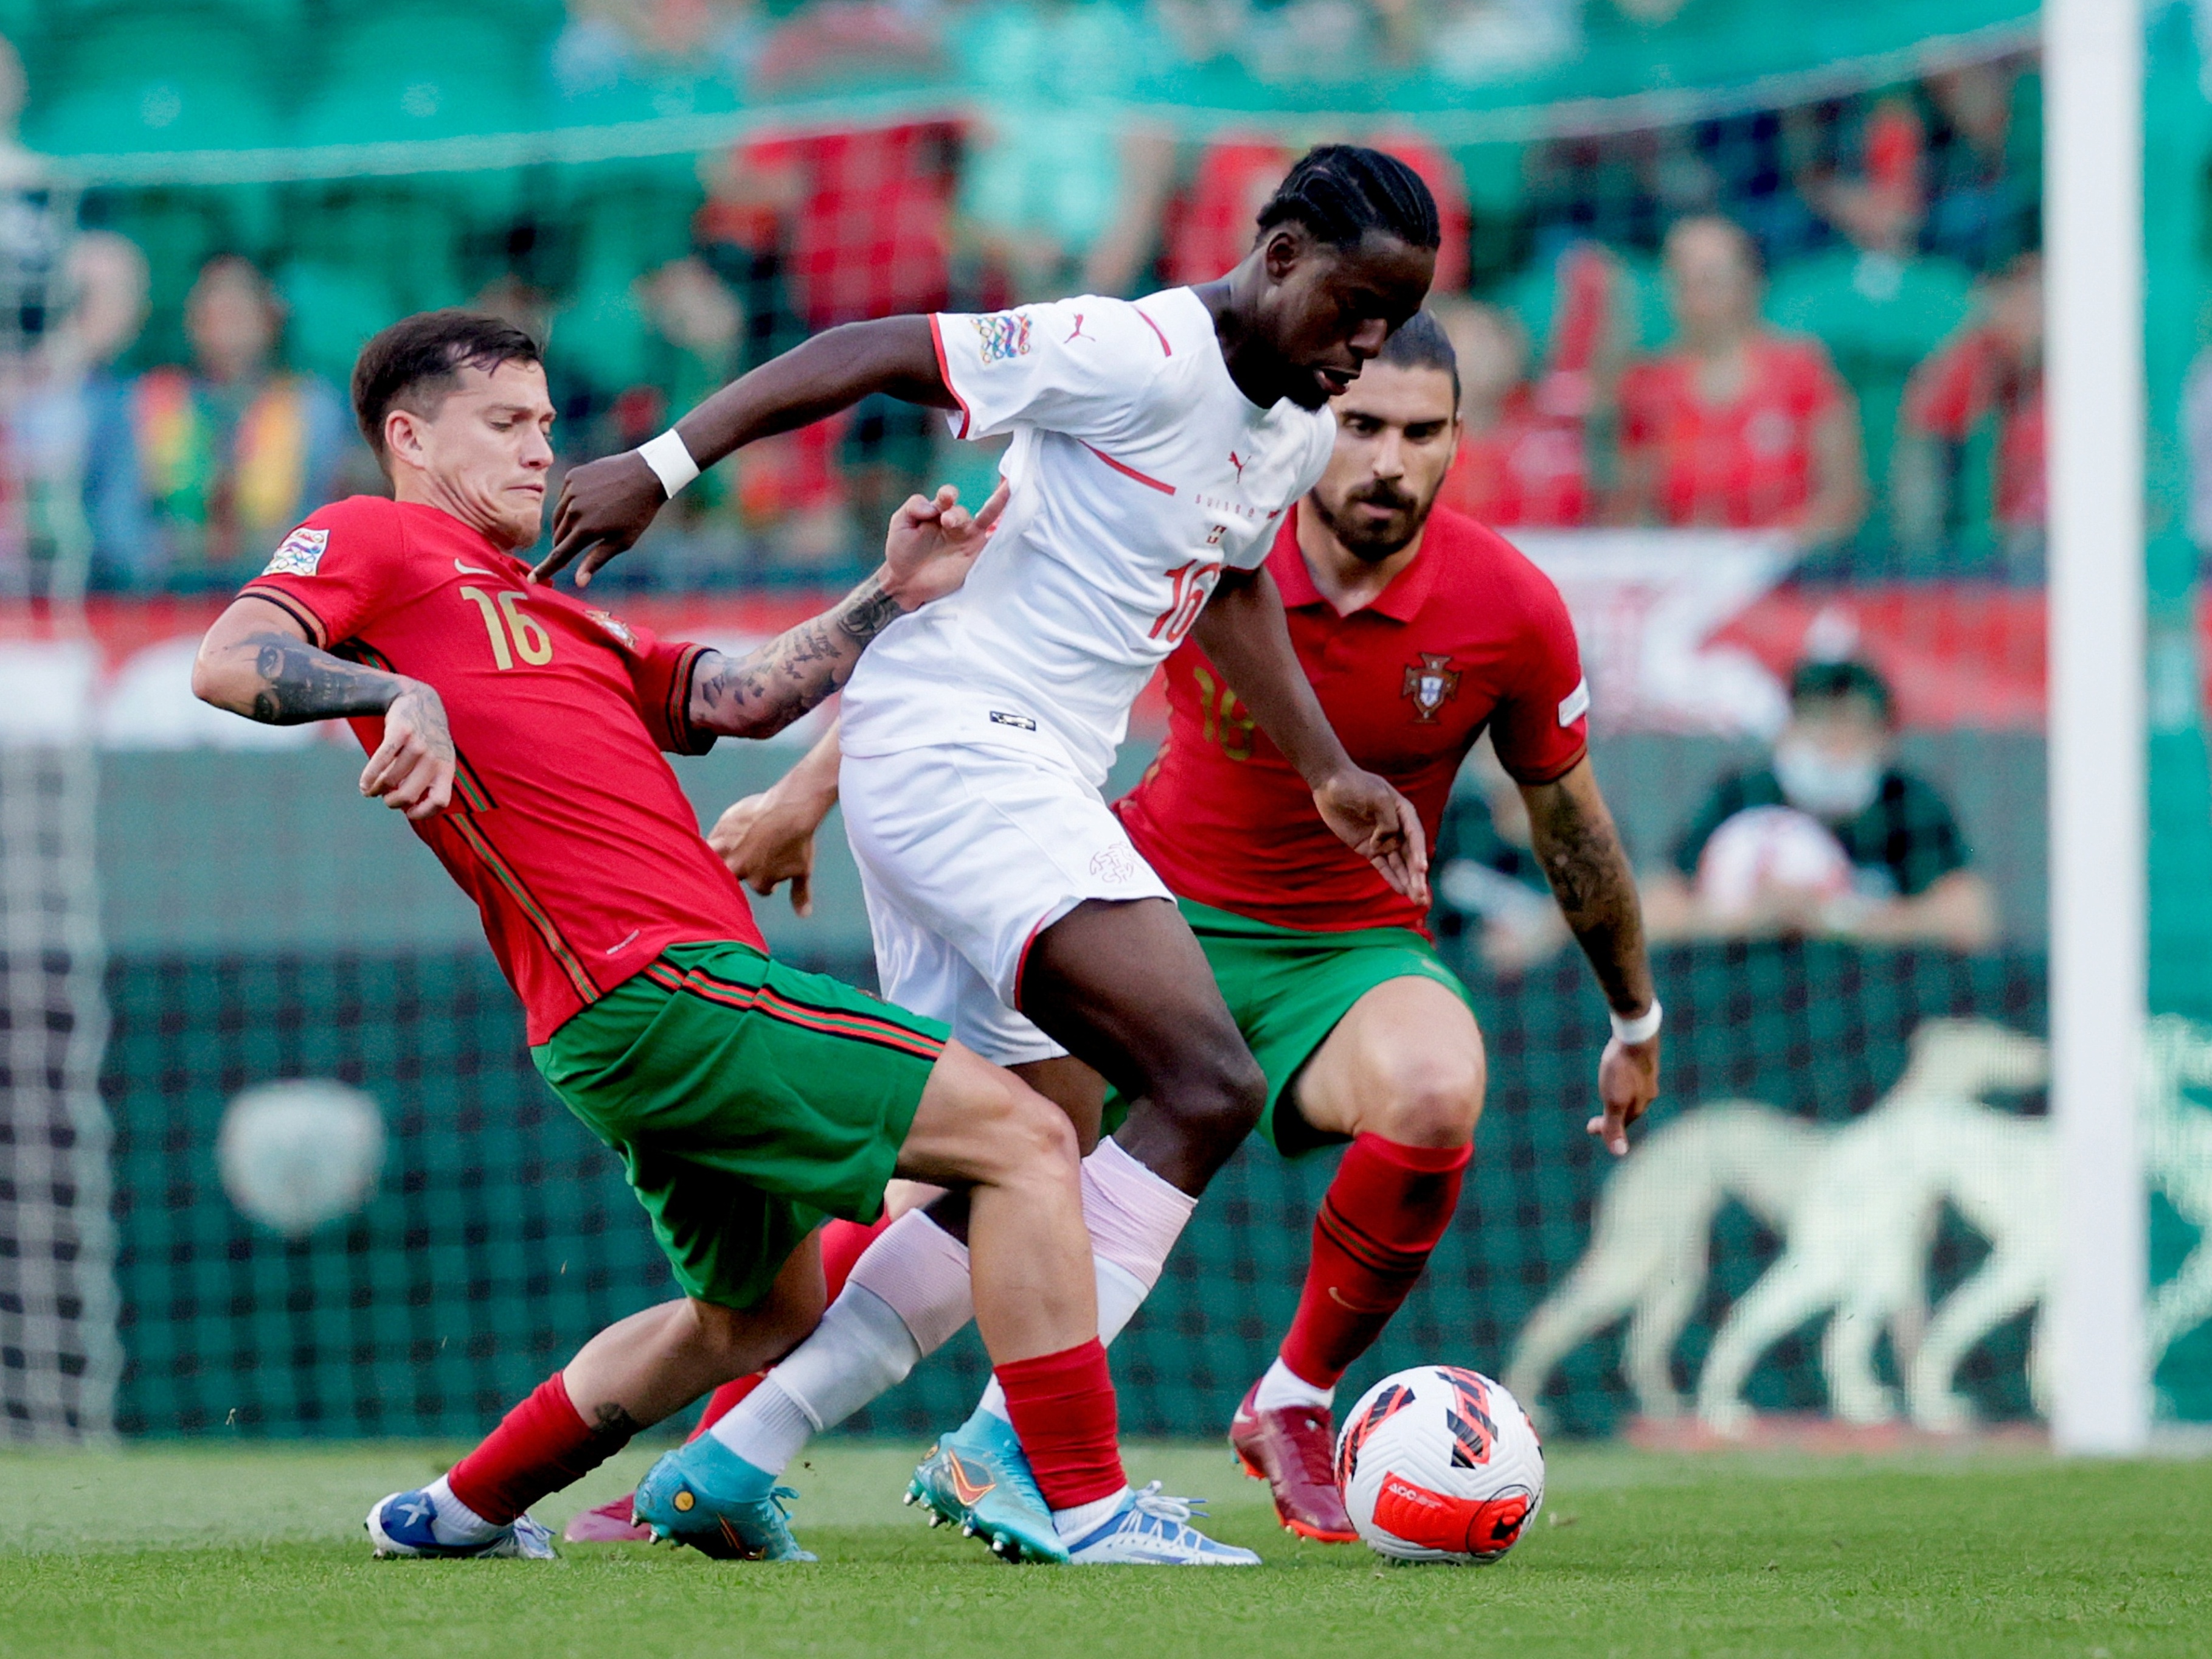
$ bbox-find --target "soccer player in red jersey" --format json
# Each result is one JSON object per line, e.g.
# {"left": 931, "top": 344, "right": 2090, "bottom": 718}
{"left": 189, "top": 310, "right": 1247, "bottom": 1567}
{"left": 704, "top": 311, "right": 1661, "bottom": 1542}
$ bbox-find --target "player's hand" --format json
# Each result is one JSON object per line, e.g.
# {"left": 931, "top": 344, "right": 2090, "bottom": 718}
{"left": 360, "top": 681, "right": 454, "bottom": 822}
{"left": 1314, "top": 767, "right": 1429, "bottom": 906}
{"left": 879, "top": 481, "right": 1009, "bottom": 611}
{"left": 710, "top": 787, "right": 831, "bottom": 916}
{"left": 1587, "top": 1032, "right": 1661, "bottom": 1157}
{"left": 535, "top": 450, "right": 666, "bottom": 588}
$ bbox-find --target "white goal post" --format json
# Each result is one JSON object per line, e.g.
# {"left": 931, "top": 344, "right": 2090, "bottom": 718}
{"left": 2045, "top": 0, "right": 2152, "bottom": 1455}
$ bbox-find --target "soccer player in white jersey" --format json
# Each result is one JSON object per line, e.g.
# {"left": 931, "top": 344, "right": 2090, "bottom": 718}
{"left": 538, "top": 146, "right": 1439, "bottom": 1565}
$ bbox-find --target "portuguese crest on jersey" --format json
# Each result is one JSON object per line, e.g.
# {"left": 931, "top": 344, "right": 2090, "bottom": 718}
{"left": 971, "top": 311, "right": 1032, "bottom": 366}
{"left": 584, "top": 608, "right": 637, "bottom": 650}
{"left": 1401, "top": 653, "right": 1461, "bottom": 723}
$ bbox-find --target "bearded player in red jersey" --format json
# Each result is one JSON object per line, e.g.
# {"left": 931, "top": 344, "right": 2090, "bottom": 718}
{"left": 189, "top": 310, "right": 1252, "bottom": 1567}
{"left": 671, "top": 310, "right": 1660, "bottom": 1545}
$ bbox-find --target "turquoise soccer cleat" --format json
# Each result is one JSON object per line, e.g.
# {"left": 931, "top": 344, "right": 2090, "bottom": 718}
{"left": 906, "top": 1408, "right": 1070, "bottom": 1564}
{"left": 632, "top": 1436, "right": 817, "bottom": 1562}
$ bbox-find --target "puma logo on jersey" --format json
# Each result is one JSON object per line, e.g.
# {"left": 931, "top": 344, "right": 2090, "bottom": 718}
{"left": 1065, "top": 313, "right": 1091, "bottom": 344}
{"left": 605, "top": 928, "right": 642, "bottom": 956}
{"left": 1227, "top": 451, "right": 1246, "bottom": 481}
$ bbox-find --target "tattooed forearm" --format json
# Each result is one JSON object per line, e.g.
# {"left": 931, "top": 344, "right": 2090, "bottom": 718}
{"left": 230, "top": 633, "right": 408, "bottom": 725}
{"left": 1524, "top": 765, "right": 1656, "bottom": 1016}
{"left": 690, "top": 571, "right": 906, "bottom": 739}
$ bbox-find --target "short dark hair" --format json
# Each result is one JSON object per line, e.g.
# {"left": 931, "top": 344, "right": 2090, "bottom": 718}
{"left": 1257, "top": 144, "right": 1441, "bottom": 254}
{"left": 1791, "top": 656, "right": 1895, "bottom": 725}
{"left": 1373, "top": 307, "right": 1460, "bottom": 406}
{"left": 351, "top": 309, "right": 543, "bottom": 465}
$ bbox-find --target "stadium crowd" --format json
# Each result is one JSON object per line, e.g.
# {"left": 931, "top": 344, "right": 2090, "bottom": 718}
{"left": 0, "top": 19, "right": 2047, "bottom": 594}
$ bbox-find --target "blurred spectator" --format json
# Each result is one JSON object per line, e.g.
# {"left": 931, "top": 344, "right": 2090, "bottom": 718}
{"left": 1429, "top": 0, "right": 1583, "bottom": 88}
{"left": 1893, "top": 251, "right": 2044, "bottom": 575}
{"left": 121, "top": 256, "right": 353, "bottom": 583}
{"left": 551, "top": 0, "right": 763, "bottom": 100}
{"left": 1163, "top": 135, "right": 1294, "bottom": 288}
{"left": 1642, "top": 657, "right": 1997, "bottom": 950}
{"left": 1770, "top": 97, "right": 1974, "bottom": 506}
{"left": 1612, "top": 215, "right": 1867, "bottom": 543}
{"left": 698, "top": 119, "right": 960, "bottom": 537}
{"left": 1165, "top": 130, "right": 1468, "bottom": 290}
{"left": 10, "top": 232, "right": 149, "bottom": 586}
{"left": 1919, "top": 59, "right": 2041, "bottom": 271}
{"left": 1432, "top": 734, "right": 1571, "bottom": 973}
{"left": 1432, "top": 298, "right": 1589, "bottom": 528}
{"left": 951, "top": 1, "right": 1160, "bottom": 301}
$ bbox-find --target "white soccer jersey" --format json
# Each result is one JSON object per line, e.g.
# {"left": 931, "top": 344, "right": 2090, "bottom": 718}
{"left": 837, "top": 287, "right": 1337, "bottom": 788}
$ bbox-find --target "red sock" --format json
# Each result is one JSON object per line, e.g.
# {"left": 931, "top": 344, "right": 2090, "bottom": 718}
{"left": 995, "top": 1339, "right": 1125, "bottom": 1511}
{"left": 446, "top": 1374, "right": 630, "bottom": 1524}
{"left": 1278, "top": 1135, "right": 1471, "bottom": 1390}
{"left": 685, "top": 1213, "right": 895, "bottom": 1441}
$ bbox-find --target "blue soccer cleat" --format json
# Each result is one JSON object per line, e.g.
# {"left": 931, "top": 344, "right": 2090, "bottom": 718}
{"left": 366, "top": 1489, "right": 557, "bottom": 1560}
{"left": 633, "top": 1435, "right": 816, "bottom": 1562}
{"left": 906, "top": 1408, "right": 1069, "bottom": 1564}
{"left": 1062, "top": 1483, "right": 1261, "bottom": 1566}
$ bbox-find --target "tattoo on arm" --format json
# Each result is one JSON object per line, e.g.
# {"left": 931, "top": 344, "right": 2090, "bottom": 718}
{"left": 690, "top": 572, "right": 905, "bottom": 739}
{"left": 588, "top": 1402, "right": 643, "bottom": 1441}
{"left": 1527, "top": 774, "right": 1657, "bottom": 1015}
{"left": 240, "top": 634, "right": 408, "bottom": 725}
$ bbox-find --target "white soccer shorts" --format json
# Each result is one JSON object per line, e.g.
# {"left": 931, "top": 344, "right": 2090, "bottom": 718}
{"left": 838, "top": 742, "right": 1174, "bottom": 1066}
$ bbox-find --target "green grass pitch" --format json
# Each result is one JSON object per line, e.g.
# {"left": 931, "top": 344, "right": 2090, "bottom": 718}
{"left": 2, "top": 1439, "right": 2205, "bottom": 1657}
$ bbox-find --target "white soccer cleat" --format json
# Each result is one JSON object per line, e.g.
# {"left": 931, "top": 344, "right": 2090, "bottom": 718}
{"left": 1061, "top": 1483, "right": 1261, "bottom": 1566}
{"left": 366, "top": 1489, "right": 557, "bottom": 1559}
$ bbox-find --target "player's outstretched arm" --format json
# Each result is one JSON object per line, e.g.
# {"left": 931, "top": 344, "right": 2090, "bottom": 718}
{"left": 1191, "top": 565, "right": 1430, "bottom": 904}
{"left": 537, "top": 316, "right": 956, "bottom": 588}
{"left": 687, "top": 483, "right": 1005, "bottom": 743}
{"left": 191, "top": 595, "right": 456, "bottom": 821}
{"left": 1519, "top": 757, "right": 1661, "bottom": 1155}
{"left": 709, "top": 720, "right": 844, "bottom": 917}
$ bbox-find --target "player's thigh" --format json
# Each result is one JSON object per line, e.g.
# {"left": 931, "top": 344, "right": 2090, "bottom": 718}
{"left": 895, "top": 1039, "right": 1081, "bottom": 1192}
{"left": 1019, "top": 895, "right": 1260, "bottom": 1105}
{"left": 1293, "top": 975, "right": 1488, "bottom": 1149}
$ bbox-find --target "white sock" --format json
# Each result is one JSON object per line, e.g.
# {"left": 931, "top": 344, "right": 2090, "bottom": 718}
{"left": 712, "top": 1212, "right": 973, "bottom": 1473}
{"left": 425, "top": 1474, "right": 502, "bottom": 1544}
{"left": 707, "top": 1373, "right": 818, "bottom": 1478}
{"left": 974, "top": 1256, "right": 1148, "bottom": 1424}
{"left": 1052, "top": 1487, "right": 1131, "bottom": 1542}
{"left": 1252, "top": 1355, "right": 1336, "bottom": 1413}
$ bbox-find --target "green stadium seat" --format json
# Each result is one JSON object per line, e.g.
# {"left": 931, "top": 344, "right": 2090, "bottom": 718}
{"left": 277, "top": 259, "right": 404, "bottom": 386}
{"left": 26, "top": 8, "right": 282, "bottom": 156}
{"left": 294, "top": 8, "right": 541, "bottom": 148}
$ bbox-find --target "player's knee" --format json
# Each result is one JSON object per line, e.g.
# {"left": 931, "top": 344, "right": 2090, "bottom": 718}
{"left": 1000, "top": 1080, "right": 1083, "bottom": 1184}
{"left": 1367, "top": 1048, "right": 1485, "bottom": 1148}
{"left": 1160, "top": 1028, "right": 1267, "bottom": 1145}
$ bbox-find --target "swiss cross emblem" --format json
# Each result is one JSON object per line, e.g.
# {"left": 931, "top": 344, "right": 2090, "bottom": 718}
{"left": 1402, "top": 653, "right": 1461, "bottom": 723}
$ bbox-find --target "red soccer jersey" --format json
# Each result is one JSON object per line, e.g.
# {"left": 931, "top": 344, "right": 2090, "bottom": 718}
{"left": 1117, "top": 506, "right": 1589, "bottom": 933}
{"left": 1617, "top": 332, "right": 1847, "bottom": 530}
{"left": 1903, "top": 325, "right": 2046, "bottom": 528}
{"left": 241, "top": 496, "right": 764, "bottom": 1044}
{"left": 1438, "top": 389, "right": 1590, "bottom": 528}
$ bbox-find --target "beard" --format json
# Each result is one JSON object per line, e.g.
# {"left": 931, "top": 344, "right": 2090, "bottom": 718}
{"left": 1308, "top": 476, "right": 1438, "bottom": 562}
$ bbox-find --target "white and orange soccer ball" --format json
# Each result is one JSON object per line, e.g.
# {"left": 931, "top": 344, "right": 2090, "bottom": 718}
{"left": 1334, "top": 1366, "right": 1545, "bottom": 1564}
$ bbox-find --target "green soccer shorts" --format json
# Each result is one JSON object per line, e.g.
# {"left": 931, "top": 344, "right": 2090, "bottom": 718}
{"left": 1104, "top": 899, "right": 1476, "bottom": 1158}
{"left": 531, "top": 941, "right": 947, "bottom": 1310}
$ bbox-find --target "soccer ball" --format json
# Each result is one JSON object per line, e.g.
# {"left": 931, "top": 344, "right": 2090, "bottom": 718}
{"left": 217, "top": 1079, "right": 386, "bottom": 1237}
{"left": 1335, "top": 1366, "right": 1545, "bottom": 1564}
{"left": 1694, "top": 804, "right": 1854, "bottom": 920}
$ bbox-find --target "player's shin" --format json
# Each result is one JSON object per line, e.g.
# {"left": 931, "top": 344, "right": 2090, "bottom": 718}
{"left": 972, "top": 1135, "right": 1195, "bottom": 1422}
{"left": 709, "top": 1210, "right": 973, "bottom": 1472}
{"left": 1274, "top": 1134, "right": 1472, "bottom": 1397}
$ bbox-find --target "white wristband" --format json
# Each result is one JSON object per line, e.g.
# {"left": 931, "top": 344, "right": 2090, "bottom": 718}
{"left": 1610, "top": 999, "right": 1662, "bottom": 1045}
{"left": 637, "top": 429, "right": 700, "bottom": 498}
